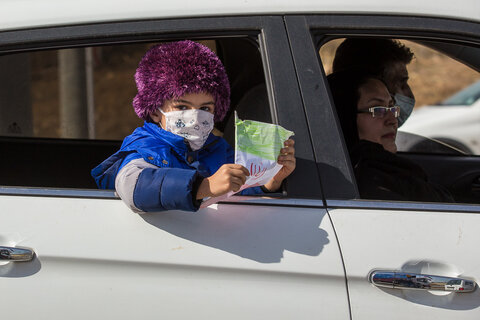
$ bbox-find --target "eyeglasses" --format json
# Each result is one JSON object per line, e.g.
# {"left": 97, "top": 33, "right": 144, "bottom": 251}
{"left": 357, "top": 106, "right": 400, "bottom": 118}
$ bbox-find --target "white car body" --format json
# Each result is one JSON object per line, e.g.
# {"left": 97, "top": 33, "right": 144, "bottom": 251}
{"left": 1, "top": 1, "right": 480, "bottom": 319}
{"left": 1, "top": 195, "right": 348, "bottom": 319}
{"left": 1, "top": 0, "right": 479, "bottom": 31}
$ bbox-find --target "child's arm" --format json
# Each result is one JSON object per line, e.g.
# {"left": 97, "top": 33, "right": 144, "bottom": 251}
{"left": 195, "top": 164, "right": 249, "bottom": 199}
{"left": 263, "top": 139, "right": 296, "bottom": 192}
{"left": 196, "top": 139, "right": 296, "bottom": 198}
{"left": 115, "top": 158, "right": 203, "bottom": 213}
{"left": 115, "top": 158, "right": 158, "bottom": 213}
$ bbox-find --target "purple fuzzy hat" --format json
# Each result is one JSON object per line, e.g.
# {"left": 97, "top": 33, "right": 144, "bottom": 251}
{"left": 133, "top": 40, "right": 230, "bottom": 122}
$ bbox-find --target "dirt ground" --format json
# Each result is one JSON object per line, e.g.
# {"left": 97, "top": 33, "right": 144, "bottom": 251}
{"left": 31, "top": 40, "right": 479, "bottom": 140}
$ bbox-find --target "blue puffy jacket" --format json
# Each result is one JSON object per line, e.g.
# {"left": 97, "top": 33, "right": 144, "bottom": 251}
{"left": 91, "top": 122, "right": 263, "bottom": 212}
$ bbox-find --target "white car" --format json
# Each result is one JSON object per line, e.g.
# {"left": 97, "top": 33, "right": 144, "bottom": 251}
{"left": 400, "top": 80, "right": 480, "bottom": 155}
{"left": 0, "top": 1, "right": 479, "bottom": 319}
{"left": 445, "top": 279, "right": 476, "bottom": 292}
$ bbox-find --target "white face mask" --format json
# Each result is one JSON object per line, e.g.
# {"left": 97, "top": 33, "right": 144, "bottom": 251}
{"left": 394, "top": 93, "right": 415, "bottom": 127}
{"left": 159, "top": 108, "right": 214, "bottom": 151}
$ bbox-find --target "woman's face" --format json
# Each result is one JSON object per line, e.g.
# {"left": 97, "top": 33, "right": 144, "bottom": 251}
{"left": 356, "top": 78, "right": 398, "bottom": 153}
{"left": 150, "top": 92, "right": 215, "bottom": 128}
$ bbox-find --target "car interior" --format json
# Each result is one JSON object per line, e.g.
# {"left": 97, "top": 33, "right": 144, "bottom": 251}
{"left": 397, "top": 40, "right": 480, "bottom": 204}
{"left": 0, "top": 36, "right": 271, "bottom": 190}
{"left": 319, "top": 37, "right": 480, "bottom": 204}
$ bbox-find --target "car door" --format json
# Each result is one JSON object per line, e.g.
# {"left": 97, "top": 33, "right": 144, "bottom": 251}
{"left": 286, "top": 14, "right": 480, "bottom": 319}
{"left": 0, "top": 15, "right": 350, "bottom": 319}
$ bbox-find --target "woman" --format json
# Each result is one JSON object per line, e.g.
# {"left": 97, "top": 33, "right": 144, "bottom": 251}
{"left": 327, "top": 69, "right": 453, "bottom": 202}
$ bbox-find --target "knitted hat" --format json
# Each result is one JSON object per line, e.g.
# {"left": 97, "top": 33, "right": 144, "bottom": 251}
{"left": 133, "top": 40, "right": 230, "bottom": 122}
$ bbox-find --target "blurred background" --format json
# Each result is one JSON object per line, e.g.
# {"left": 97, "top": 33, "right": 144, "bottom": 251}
{"left": 18, "top": 39, "right": 480, "bottom": 140}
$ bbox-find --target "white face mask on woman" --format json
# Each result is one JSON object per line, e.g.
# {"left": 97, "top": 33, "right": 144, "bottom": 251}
{"left": 394, "top": 93, "right": 415, "bottom": 127}
{"left": 159, "top": 108, "right": 214, "bottom": 151}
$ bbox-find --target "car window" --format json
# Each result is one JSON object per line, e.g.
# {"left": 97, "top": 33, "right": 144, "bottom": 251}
{"left": 320, "top": 38, "right": 480, "bottom": 156}
{"left": 441, "top": 79, "right": 480, "bottom": 106}
{"left": 318, "top": 37, "right": 480, "bottom": 205}
{"left": 0, "top": 37, "right": 273, "bottom": 190}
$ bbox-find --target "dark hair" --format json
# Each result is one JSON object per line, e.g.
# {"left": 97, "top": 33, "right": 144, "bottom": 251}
{"left": 332, "top": 38, "right": 414, "bottom": 78}
{"left": 327, "top": 68, "right": 381, "bottom": 151}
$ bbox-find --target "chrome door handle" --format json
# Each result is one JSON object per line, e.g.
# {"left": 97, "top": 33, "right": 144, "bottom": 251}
{"left": 0, "top": 246, "right": 34, "bottom": 262}
{"left": 370, "top": 270, "right": 476, "bottom": 293}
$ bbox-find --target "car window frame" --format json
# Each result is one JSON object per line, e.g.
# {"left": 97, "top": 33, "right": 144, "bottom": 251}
{"left": 284, "top": 14, "right": 480, "bottom": 212}
{"left": 0, "top": 15, "right": 324, "bottom": 202}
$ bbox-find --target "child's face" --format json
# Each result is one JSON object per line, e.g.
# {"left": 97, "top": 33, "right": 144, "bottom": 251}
{"left": 151, "top": 92, "right": 215, "bottom": 128}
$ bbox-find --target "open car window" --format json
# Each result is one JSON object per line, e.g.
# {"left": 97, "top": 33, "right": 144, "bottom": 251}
{"left": 319, "top": 37, "right": 480, "bottom": 204}
{"left": 0, "top": 37, "right": 274, "bottom": 190}
{"left": 320, "top": 38, "right": 480, "bottom": 156}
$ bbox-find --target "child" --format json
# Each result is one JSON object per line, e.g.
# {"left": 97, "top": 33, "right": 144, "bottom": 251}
{"left": 92, "top": 40, "right": 295, "bottom": 213}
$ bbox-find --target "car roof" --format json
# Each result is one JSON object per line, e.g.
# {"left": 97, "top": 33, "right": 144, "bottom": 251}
{"left": 1, "top": 0, "right": 479, "bottom": 32}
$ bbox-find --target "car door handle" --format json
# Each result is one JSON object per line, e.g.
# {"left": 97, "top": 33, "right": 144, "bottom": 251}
{"left": 0, "top": 246, "right": 34, "bottom": 262}
{"left": 369, "top": 270, "right": 477, "bottom": 293}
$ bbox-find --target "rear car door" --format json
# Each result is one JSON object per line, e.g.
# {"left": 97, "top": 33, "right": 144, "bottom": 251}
{"left": 0, "top": 15, "right": 349, "bottom": 319}
{"left": 286, "top": 14, "right": 480, "bottom": 319}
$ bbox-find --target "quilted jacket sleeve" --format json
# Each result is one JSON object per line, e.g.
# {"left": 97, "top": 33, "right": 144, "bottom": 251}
{"left": 115, "top": 158, "right": 203, "bottom": 213}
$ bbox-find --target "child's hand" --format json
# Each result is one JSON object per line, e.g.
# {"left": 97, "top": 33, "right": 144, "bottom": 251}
{"left": 196, "top": 164, "right": 249, "bottom": 199}
{"left": 263, "top": 139, "right": 296, "bottom": 192}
